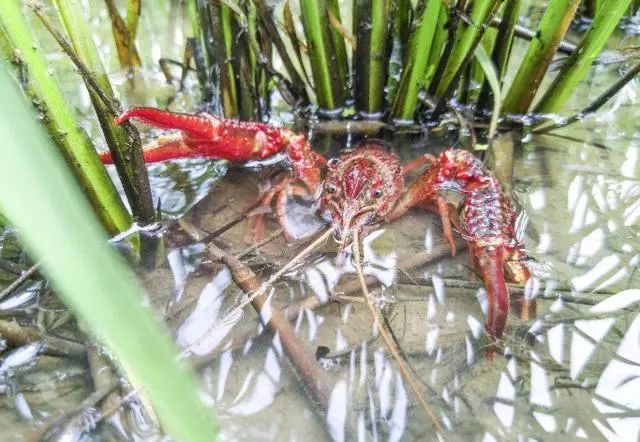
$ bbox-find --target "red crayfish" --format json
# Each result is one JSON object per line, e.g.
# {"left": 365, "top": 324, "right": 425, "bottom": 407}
{"left": 101, "top": 107, "right": 533, "bottom": 356}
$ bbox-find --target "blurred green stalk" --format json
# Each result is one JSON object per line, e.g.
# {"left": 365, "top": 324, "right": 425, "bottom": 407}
{"left": 0, "top": 63, "right": 218, "bottom": 442}
{"left": 434, "top": 0, "right": 498, "bottom": 100}
{"left": 327, "top": 0, "right": 349, "bottom": 92}
{"left": 535, "top": 0, "right": 633, "bottom": 113}
{"left": 300, "top": 0, "right": 345, "bottom": 110}
{"left": 354, "top": 0, "right": 393, "bottom": 115}
{"left": 187, "top": 0, "right": 216, "bottom": 103}
{"left": 502, "top": 0, "right": 580, "bottom": 114}
{"left": 390, "top": 0, "right": 442, "bottom": 121}
{"left": 218, "top": 2, "right": 240, "bottom": 118}
{"left": 477, "top": 0, "right": 521, "bottom": 111}
{"left": 0, "top": 2, "right": 131, "bottom": 235}
{"left": 423, "top": 4, "right": 448, "bottom": 92}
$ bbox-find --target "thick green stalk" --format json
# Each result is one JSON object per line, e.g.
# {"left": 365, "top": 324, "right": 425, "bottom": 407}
{"left": 52, "top": 0, "right": 155, "bottom": 225}
{"left": 0, "top": 63, "right": 218, "bottom": 442}
{"left": 218, "top": 3, "right": 239, "bottom": 118}
{"left": 423, "top": 4, "right": 448, "bottom": 91}
{"left": 390, "top": 0, "right": 442, "bottom": 121}
{"left": 502, "top": 0, "right": 580, "bottom": 114}
{"left": 187, "top": 0, "right": 216, "bottom": 103}
{"left": 434, "top": 0, "right": 499, "bottom": 100}
{"left": 300, "top": 0, "right": 345, "bottom": 110}
{"left": 394, "top": 0, "right": 412, "bottom": 60}
{"left": 477, "top": 0, "right": 521, "bottom": 111}
{"left": 354, "top": 0, "right": 393, "bottom": 115}
{"left": 490, "top": 0, "right": 521, "bottom": 82}
{"left": 535, "top": 0, "right": 633, "bottom": 113}
{"left": 535, "top": 61, "right": 640, "bottom": 132}
{"left": 245, "top": 0, "right": 264, "bottom": 120}
{"left": 469, "top": 20, "right": 498, "bottom": 103}
{"left": 327, "top": 0, "right": 349, "bottom": 91}
{"left": 126, "top": 0, "right": 141, "bottom": 39}
{"left": 0, "top": 2, "right": 130, "bottom": 235}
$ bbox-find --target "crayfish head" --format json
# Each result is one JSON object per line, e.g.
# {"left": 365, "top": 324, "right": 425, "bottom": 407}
{"left": 319, "top": 144, "right": 404, "bottom": 250}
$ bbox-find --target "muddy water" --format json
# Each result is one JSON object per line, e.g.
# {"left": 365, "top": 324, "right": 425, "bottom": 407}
{"left": 1, "top": 1, "right": 640, "bottom": 440}
{"left": 130, "top": 127, "right": 637, "bottom": 441}
{"left": 1, "top": 125, "right": 639, "bottom": 440}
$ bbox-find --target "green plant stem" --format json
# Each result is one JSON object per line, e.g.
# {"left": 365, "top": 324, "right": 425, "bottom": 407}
{"left": 300, "top": 0, "right": 344, "bottom": 110}
{"left": 502, "top": 0, "right": 580, "bottom": 114}
{"left": 478, "top": 0, "right": 521, "bottom": 110}
{"left": 354, "top": 0, "right": 393, "bottom": 115}
{"left": 0, "top": 62, "right": 218, "bottom": 442}
{"left": 390, "top": 0, "right": 442, "bottom": 121}
{"left": 49, "top": 0, "right": 155, "bottom": 225}
{"left": 254, "top": 0, "right": 309, "bottom": 103}
{"left": 126, "top": 0, "right": 141, "bottom": 39}
{"left": 469, "top": 18, "right": 498, "bottom": 103}
{"left": 394, "top": 0, "right": 412, "bottom": 60}
{"left": 218, "top": 2, "right": 239, "bottom": 118}
{"left": 104, "top": 0, "right": 142, "bottom": 68}
{"left": 423, "top": 3, "right": 448, "bottom": 92}
{"left": 327, "top": 0, "right": 349, "bottom": 91}
{"left": 0, "top": 2, "right": 131, "bottom": 235}
{"left": 535, "top": 0, "right": 633, "bottom": 113}
{"left": 187, "top": 0, "right": 216, "bottom": 104}
{"left": 434, "top": 0, "right": 499, "bottom": 100}
{"left": 535, "top": 61, "right": 640, "bottom": 133}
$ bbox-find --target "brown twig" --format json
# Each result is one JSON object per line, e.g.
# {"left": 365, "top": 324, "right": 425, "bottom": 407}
{"left": 195, "top": 228, "right": 336, "bottom": 336}
{"left": 352, "top": 231, "right": 445, "bottom": 437}
{"left": 0, "top": 318, "right": 85, "bottom": 357}
{"left": 206, "top": 241, "right": 333, "bottom": 416}
{"left": 0, "top": 262, "right": 40, "bottom": 301}
{"left": 236, "top": 227, "right": 284, "bottom": 259}
{"left": 28, "top": 378, "right": 119, "bottom": 441}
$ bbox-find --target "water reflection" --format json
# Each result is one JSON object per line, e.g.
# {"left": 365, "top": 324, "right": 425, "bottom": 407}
{"left": 158, "top": 135, "right": 639, "bottom": 441}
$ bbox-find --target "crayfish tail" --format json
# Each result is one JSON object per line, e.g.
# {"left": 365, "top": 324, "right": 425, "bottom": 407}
{"left": 474, "top": 245, "right": 510, "bottom": 358}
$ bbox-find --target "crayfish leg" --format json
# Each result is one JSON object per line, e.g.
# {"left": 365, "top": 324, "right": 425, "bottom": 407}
{"left": 416, "top": 197, "right": 458, "bottom": 256}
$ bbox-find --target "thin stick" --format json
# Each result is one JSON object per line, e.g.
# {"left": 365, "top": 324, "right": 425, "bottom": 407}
{"left": 30, "top": 5, "right": 120, "bottom": 114}
{"left": 352, "top": 231, "right": 445, "bottom": 436}
{"left": 212, "top": 227, "right": 334, "bottom": 329}
{"left": 236, "top": 227, "right": 284, "bottom": 259}
{"left": 0, "top": 262, "right": 39, "bottom": 301}
{"left": 535, "top": 60, "right": 640, "bottom": 133}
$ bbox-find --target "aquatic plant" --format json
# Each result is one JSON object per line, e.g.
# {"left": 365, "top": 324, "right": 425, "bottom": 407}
{"left": 184, "top": 0, "right": 635, "bottom": 127}
{"left": 0, "top": 62, "right": 218, "bottom": 442}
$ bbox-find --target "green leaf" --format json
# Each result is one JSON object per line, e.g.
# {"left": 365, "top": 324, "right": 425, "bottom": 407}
{"left": 474, "top": 44, "right": 501, "bottom": 142}
{"left": 0, "top": 62, "right": 218, "bottom": 442}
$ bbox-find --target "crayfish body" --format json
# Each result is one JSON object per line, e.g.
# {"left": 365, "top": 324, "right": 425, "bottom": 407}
{"left": 104, "top": 107, "right": 532, "bottom": 357}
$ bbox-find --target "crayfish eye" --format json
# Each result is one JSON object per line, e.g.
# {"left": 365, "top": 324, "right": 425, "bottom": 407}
{"left": 326, "top": 183, "right": 338, "bottom": 194}
{"left": 373, "top": 188, "right": 383, "bottom": 199}
{"left": 327, "top": 158, "right": 339, "bottom": 168}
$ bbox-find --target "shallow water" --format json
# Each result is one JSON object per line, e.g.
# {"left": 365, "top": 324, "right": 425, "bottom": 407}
{"left": 1, "top": 1, "right": 640, "bottom": 440}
